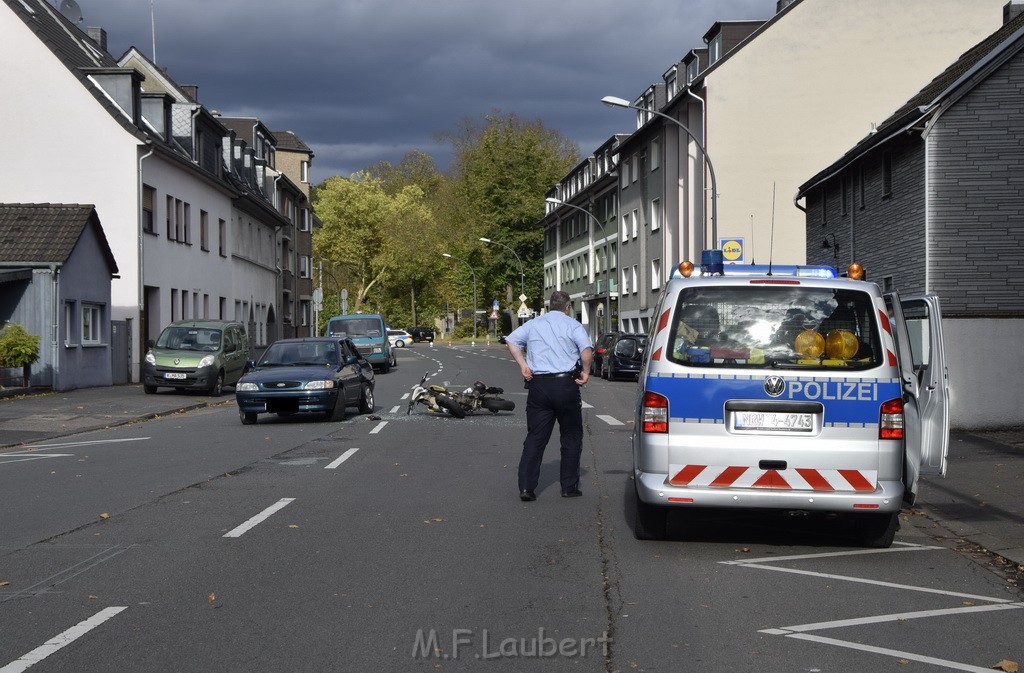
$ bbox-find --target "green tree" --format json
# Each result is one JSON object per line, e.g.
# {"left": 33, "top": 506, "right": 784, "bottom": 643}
{"left": 441, "top": 111, "right": 578, "bottom": 313}
{"left": 313, "top": 173, "right": 435, "bottom": 314}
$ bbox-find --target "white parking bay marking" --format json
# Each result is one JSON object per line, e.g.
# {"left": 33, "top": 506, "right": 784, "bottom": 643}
{"left": 597, "top": 415, "right": 624, "bottom": 426}
{"left": 21, "top": 437, "right": 150, "bottom": 450}
{"left": 389, "top": 406, "right": 400, "bottom": 414}
{"left": 369, "top": 421, "right": 388, "bottom": 434}
{"left": 581, "top": 401, "right": 594, "bottom": 409}
{"left": 0, "top": 606, "right": 127, "bottom": 673}
{"left": 325, "top": 449, "right": 359, "bottom": 470}
{"left": 223, "top": 498, "right": 295, "bottom": 538}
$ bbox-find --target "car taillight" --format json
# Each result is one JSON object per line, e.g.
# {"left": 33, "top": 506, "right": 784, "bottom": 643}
{"left": 642, "top": 391, "right": 668, "bottom": 433}
{"left": 879, "top": 398, "right": 904, "bottom": 440}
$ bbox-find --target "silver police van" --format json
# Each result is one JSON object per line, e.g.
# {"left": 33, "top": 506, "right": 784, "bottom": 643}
{"left": 632, "top": 254, "right": 948, "bottom": 547}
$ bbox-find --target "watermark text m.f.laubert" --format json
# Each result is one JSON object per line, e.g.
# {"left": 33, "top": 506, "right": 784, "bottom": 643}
{"left": 412, "top": 627, "right": 611, "bottom": 660}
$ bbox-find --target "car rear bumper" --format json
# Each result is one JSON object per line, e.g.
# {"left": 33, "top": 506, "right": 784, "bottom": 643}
{"left": 635, "top": 469, "right": 904, "bottom": 513}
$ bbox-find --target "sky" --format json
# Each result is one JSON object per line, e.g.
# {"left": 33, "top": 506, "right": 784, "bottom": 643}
{"left": 69, "top": 0, "right": 770, "bottom": 181}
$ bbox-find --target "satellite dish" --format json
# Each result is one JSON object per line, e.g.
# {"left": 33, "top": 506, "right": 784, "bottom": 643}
{"left": 59, "top": 0, "right": 83, "bottom": 23}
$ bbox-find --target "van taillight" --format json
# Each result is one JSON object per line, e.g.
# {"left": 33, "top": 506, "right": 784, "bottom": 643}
{"left": 879, "top": 398, "right": 904, "bottom": 440}
{"left": 642, "top": 392, "right": 669, "bottom": 433}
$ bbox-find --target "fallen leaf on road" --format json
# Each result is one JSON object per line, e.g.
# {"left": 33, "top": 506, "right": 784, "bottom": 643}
{"left": 963, "top": 601, "right": 975, "bottom": 606}
{"left": 88, "top": 595, "right": 98, "bottom": 600}
{"left": 0, "top": 581, "right": 9, "bottom": 587}
{"left": 738, "top": 547, "right": 751, "bottom": 553}
{"left": 898, "top": 659, "right": 910, "bottom": 665}
{"left": 288, "top": 524, "right": 299, "bottom": 528}
{"left": 992, "top": 659, "right": 1019, "bottom": 672}
{"left": 99, "top": 513, "right": 110, "bottom": 520}
{"left": 208, "top": 592, "right": 216, "bottom": 603}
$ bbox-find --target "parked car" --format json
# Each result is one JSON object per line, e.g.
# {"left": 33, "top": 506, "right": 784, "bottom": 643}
{"left": 409, "top": 326, "right": 435, "bottom": 343}
{"left": 235, "top": 337, "right": 375, "bottom": 424}
{"left": 592, "top": 331, "right": 623, "bottom": 376}
{"left": 603, "top": 333, "right": 648, "bottom": 381}
{"left": 142, "top": 320, "right": 249, "bottom": 396}
{"left": 388, "top": 329, "right": 414, "bottom": 348}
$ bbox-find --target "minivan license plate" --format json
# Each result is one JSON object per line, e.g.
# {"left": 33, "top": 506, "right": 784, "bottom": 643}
{"left": 735, "top": 411, "right": 812, "bottom": 432}
{"left": 163, "top": 372, "right": 187, "bottom": 380}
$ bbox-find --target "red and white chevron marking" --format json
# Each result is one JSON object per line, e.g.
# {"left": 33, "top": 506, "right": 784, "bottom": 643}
{"left": 668, "top": 464, "right": 877, "bottom": 491}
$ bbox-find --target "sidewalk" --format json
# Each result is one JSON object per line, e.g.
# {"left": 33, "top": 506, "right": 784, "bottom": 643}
{"left": 0, "top": 385, "right": 1021, "bottom": 567}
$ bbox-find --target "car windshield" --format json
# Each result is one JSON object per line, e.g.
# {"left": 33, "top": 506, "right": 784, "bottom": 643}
{"left": 155, "top": 327, "right": 222, "bottom": 351}
{"left": 259, "top": 342, "right": 339, "bottom": 367}
{"left": 327, "top": 318, "right": 381, "bottom": 338}
{"left": 666, "top": 286, "right": 882, "bottom": 370}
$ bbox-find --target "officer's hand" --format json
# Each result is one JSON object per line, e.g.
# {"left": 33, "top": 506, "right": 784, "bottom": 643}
{"left": 575, "top": 371, "right": 589, "bottom": 386}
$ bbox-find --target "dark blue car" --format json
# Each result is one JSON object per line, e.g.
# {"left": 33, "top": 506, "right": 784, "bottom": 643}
{"left": 235, "top": 337, "right": 375, "bottom": 424}
{"left": 602, "top": 334, "right": 648, "bottom": 381}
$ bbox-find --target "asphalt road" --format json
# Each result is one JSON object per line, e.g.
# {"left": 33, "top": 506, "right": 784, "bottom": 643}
{"left": 1, "top": 345, "right": 1021, "bottom": 672}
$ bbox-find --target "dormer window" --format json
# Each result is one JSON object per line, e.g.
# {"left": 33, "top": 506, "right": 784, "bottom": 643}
{"left": 687, "top": 59, "right": 700, "bottom": 84}
{"left": 709, "top": 33, "right": 722, "bottom": 64}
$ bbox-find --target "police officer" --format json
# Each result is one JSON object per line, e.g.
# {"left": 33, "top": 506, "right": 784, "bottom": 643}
{"left": 505, "top": 291, "right": 594, "bottom": 501}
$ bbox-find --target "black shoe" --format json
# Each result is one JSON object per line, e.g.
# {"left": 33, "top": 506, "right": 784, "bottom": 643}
{"left": 519, "top": 490, "right": 537, "bottom": 502}
{"left": 561, "top": 488, "right": 583, "bottom": 498}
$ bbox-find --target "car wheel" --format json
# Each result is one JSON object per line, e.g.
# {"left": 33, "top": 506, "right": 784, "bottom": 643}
{"left": 395, "top": 340, "right": 405, "bottom": 348}
{"left": 633, "top": 488, "right": 668, "bottom": 540}
{"left": 357, "top": 383, "right": 374, "bottom": 414}
{"left": 601, "top": 361, "right": 609, "bottom": 380}
{"left": 436, "top": 393, "right": 466, "bottom": 419}
{"left": 854, "top": 511, "right": 899, "bottom": 548}
{"left": 208, "top": 372, "right": 224, "bottom": 397}
{"left": 143, "top": 384, "right": 157, "bottom": 394}
{"left": 240, "top": 409, "right": 258, "bottom": 425}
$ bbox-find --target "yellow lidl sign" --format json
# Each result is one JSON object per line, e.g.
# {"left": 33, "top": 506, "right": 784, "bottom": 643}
{"left": 720, "top": 238, "right": 744, "bottom": 263}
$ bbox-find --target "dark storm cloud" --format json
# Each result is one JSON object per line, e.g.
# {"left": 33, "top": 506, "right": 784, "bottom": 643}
{"left": 75, "top": 0, "right": 769, "bottom": 180}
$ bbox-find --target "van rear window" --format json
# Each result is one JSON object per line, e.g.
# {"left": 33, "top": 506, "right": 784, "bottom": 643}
{"left": 667, "top": 286, "right": 882, "bottom": 370}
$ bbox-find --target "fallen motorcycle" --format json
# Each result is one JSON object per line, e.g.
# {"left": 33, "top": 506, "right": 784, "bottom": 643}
{"left": 407, "top": 373, "right": 515, "bottom": 418}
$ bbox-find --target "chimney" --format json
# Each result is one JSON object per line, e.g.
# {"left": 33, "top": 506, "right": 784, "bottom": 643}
{"left": 86, "top": 26, "right": 107, "bottom": 52}
{"left": 180, "top": 85, "right": 199, "bottom": 102}
{"left": 1005, "top": 1, "right": 1024, "bottom": 23}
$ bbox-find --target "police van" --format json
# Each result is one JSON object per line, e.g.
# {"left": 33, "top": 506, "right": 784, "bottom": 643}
{"left": 632, "top": 253, "right": 948, "bottom": 547}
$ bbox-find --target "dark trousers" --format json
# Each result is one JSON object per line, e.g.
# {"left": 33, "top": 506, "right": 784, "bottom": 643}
{"left": 518, "top": 377, "right": 583, "bottom": 493}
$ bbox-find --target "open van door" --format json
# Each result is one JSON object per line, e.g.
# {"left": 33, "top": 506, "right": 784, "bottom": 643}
{"left": 885, "top": 293, "right": 950, "bottom": 504}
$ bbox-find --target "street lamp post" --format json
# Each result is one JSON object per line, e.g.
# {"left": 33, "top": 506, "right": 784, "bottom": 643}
{"left": 479, "top": 237, "right": 526, "bottom": 325}
{"left": 602, "top": 95, "right": 719, "bottom": 248}
{"left": 546, "top": 197, "right": 612, "bottom": 334}
{"left": 442, "top": 252, "right": 478, "bottom": 339}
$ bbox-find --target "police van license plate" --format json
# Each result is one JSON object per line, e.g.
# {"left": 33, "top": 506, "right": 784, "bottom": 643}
{"left": 163, "top": 372, "right": 187, "bottom": 380}
{"left": 734, "top": 411, "right": 812, "bottom": 432}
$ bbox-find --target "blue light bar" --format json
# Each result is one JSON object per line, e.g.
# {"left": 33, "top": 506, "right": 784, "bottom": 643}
{"left": 671, "top": 262, "right": 838, "bottom": 279}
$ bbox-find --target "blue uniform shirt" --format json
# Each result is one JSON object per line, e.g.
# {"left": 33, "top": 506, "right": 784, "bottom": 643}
{"left": 506, "top": 311, "right": 593, "bottom": 374}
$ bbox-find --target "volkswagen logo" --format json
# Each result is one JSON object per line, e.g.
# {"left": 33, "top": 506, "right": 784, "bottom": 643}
{"left": 764, "top": 375, "right": 785, "bottom": 397}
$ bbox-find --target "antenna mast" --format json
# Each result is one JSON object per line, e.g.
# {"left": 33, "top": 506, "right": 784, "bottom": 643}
{"left": 150, "top": 0, "right": 157, "bottom": 63}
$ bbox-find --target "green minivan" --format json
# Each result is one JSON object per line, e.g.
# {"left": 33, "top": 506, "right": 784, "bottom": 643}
{"left": 142, "top": 320, "right": 249, "bottom": 395}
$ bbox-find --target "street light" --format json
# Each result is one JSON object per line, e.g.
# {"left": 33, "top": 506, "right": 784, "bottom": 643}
{"left": 602, "top": 94, "right": 719, "bottom": 248}
{"left": 442, "top": 252, "right": 478, "bottom": 339}
{"left": 546, "top": 197, "right": 612, "bottom": 334}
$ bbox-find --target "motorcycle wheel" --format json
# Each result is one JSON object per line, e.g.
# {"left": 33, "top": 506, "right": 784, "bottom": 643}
{"left": 482, "top": 398, "right": 515, "bottom": 413}
{"left": 436, "top": 393, "right": 466, "bottom": 418}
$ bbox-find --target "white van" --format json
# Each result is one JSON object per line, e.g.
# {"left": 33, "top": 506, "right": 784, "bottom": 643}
{"left": 632, "top": 256, "right": 948, "bottom": 547}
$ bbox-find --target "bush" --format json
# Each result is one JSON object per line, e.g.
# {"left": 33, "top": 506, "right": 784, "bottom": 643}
{"left": 0, "top": 323, "right": 40, "bottom": 386}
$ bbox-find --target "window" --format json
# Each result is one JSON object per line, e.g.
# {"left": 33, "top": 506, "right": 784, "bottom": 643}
{"left": 651, "top": 198, "right": 661, "bottom": 231}
{"left": 882, "top": 151, "right": 893, "bottom": 197}
{"left": 300, "top": 255, "right": 312, "bottom": 279}
{"left": 143, "top": 185, "right": 155, "bottom": 234}
{"left": 632, "top": 210, "right": 638, "bottom": 239}
{"left": 631, "top": 155, "right": 638, "bottom": 183}
{"left": 64, "top": 301, "right": 75, "bottom": 344}
{"left": 709, "top": 34, "right": 722, "bottom": 63}
{"left": 621, "top": 215, "right": 629, "bottom": 243}
{"left": 686, "top": 59, "right": 699, "bottom": 84}
{"left": 652, "top": 258, "right": 662, "bottom": 290}
{"left": 200, "top": 210, "right": 209, "bottom": 251}
{"left": 219, "top": 219, "right": 227, "bottom": 256}
{"left": 183, "top": 203, "right": 191, "bottom": 244}
{"left": 650, "top": 138, "right": 660, "bottom": 171}
{"left": 166, "top": 195, "right": 175, "bottom": 240}
{"left": 300, "top": 160, "right": 310, "bottom": 183}
{"left": 632, "top": 265, "right": 638, "bottom": 295}
{"left": 621, "top": 269, "right": 629, "bottom": 295}
{"left": 298, "top": 208, "right": 311, "bottom": 232}
{"left": 81, "top": 303, "right": 102, "bottom": 345}
{"left": 175, "top": 199, "right": 184, "bottom": 242}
